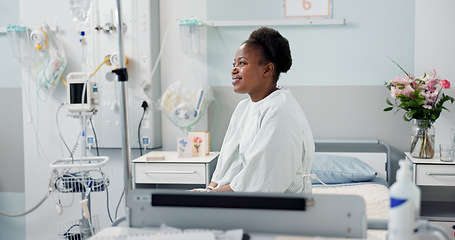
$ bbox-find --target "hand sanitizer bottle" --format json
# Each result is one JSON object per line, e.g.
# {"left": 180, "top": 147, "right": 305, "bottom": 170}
{"left": 388, "top": 159, "right": 421, "bottom": 240}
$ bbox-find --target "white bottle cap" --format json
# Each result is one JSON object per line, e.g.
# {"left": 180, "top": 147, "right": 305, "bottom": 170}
{"left": 396, "top": 160, "right": 412, "bottom": 181}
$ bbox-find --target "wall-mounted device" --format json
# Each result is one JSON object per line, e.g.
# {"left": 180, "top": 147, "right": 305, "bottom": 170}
{"left": 67, "top": 72, "right": 99, "bottom": 113}
{"left": 30, "top": 29, "right": 47, "bottom": 51}
{"left": 83, "top": 0, "right": 161, "bottom": 148}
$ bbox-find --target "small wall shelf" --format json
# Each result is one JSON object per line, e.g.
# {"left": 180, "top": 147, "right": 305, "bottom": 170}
{"left": 202, "top": 19, "right": 345, "bottom": 27}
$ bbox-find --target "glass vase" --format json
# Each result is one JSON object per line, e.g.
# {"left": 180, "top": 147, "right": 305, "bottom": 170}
{"left": 410, "top": 119, "right": 435, "bottom": 159}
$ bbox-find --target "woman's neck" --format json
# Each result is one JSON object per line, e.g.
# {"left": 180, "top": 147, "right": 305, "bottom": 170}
{"left": 250, "top": 84, "right": 278, "bottom": 102}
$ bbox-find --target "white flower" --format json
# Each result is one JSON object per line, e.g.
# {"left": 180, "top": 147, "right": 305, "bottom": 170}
{"left": 390, "top": 86, "right": 398, "bottom": 99}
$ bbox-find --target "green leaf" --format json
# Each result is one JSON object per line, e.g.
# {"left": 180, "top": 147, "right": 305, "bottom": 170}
{"left": 386, "top": 98, "right": 393, "bottom": 106}
{"left": 384, "top": 107, "right": 394, "bottom": 112}
{"left": 403, "top": 114, "right": 411, "bottom": 121}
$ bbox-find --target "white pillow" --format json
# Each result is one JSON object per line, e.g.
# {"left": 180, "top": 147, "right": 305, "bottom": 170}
{"left": 311, "top": 154, "right": 377, "bottom": 184}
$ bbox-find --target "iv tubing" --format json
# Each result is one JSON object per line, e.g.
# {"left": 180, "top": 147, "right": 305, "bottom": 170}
{"left": 0, "top": 190, "right": 51, "bottom": 217}
{"left": 0, "top": 176, "right": 53, "bottom": 217}
{"left": 147, "top": 20, "right": 174, "bottom": 83}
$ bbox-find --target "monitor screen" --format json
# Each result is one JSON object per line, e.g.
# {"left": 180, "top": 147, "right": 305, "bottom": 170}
{"left": 151, "top": 192, "right": 307, "bottom": 211}
{"left": 69, "top": 83, "right": 88, "bottom": 104}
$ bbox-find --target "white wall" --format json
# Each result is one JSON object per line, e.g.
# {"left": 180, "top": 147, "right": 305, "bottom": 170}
{"left": 159, "top": 0, "right": 208, "bottom": 150}
{"left": 206, "top": 0, "right": 415, "bottom": 87}
{"left": 0, "top": 2, "right": 25, "bottom": 240}
{"left": 415, "top": 0, "right": 455, "bottom": 148}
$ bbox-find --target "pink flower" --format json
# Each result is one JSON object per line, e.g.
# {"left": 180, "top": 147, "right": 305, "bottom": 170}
{"left": 423, "top": 104, "right": 433, "bottom": 109}
{"left": 428, "top": 69, "right": 437, "bottom": 81}
{"left": 440, "top": 79, "right": 451, "bottom": 89}
{"left": 384, "top": 64, "right": 454, "bottom": 123}
{"left": 390, "top": 76, "right": 411, "bottom": 86}
{"left": 422, "top": 90, "right": 438, "bottom": 106}
{"left": 423, "top": 79, "right": 438, "bottom": 92}
{"left": 193, "top": 137, "right": 202, "bottom": 153}
{"left": 397, "top": 84, "right": 415, "bottom": 97}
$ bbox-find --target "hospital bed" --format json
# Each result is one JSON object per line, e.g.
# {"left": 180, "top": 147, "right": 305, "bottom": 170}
{"left": 90, "top": 139, "right": 451, "bottom": 239}
{"left": 312, "top": 140, "right": 391, "bottom": 239}
{"left": 89, "top": 140, "right": 385, "bottom": 239}
{"left": 312, "top": 140, "right": 391, "bottom": 220}
{"left": 296, "top": 139, "right": 448, "bottom": 239}
{"left": 121, "top": 140, "right": 391, "bottom": 239}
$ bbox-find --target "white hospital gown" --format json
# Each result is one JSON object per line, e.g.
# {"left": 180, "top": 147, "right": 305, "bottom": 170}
{"left": 211, "top": 88, "right": 315, "bottom": 193}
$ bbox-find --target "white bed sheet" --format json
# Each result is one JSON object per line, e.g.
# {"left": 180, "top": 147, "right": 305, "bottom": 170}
{"left": 313, "top": 183, "right": 389, "bottom": 220}
{"left": 313, "top": 183, "right": 389, "bottom": 240}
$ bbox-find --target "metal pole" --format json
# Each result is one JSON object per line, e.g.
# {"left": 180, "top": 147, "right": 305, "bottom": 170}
{"left": 114, "top": 0, "right": 132, "bottom": 200}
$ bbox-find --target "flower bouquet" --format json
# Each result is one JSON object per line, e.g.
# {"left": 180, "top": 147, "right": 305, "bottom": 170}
{"left": 384, "top": 61, "right": 454, "bottom": 158}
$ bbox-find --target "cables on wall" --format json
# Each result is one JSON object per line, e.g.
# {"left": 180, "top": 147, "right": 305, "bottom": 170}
{"left": 138, "top": 101, "right": 148, "bottom": 156}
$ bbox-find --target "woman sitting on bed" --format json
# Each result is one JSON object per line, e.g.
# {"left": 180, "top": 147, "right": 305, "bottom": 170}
{"left": 202, "top": 27, "right": 315, "bottom": 193}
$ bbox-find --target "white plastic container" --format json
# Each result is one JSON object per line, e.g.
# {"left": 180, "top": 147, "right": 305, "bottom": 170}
{"left": 388, "top": 159, "right": 421, "bottom": 240}
{"left": 179, "top": 19, "right": 200, "bottom": 56}
{"left": 69, "top": 0, "right": 93, "bottom": 23}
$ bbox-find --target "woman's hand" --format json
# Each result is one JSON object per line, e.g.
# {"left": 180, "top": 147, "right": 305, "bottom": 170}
{"left": 211, "top": 184, "right": 233, "bottom": 192}
{"left": 191, "top": 184, "right": 233, "bottom": 192}
{"left": 191, "top": 182, "right": 218, "bottom": 192}
{"left": 191, "top": 188, "right": 211, "bottom": 192}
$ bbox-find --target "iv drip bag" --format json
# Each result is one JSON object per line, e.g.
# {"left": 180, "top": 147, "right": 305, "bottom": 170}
{"left": 69, "top": 0, "right": 93, "bottom": 23}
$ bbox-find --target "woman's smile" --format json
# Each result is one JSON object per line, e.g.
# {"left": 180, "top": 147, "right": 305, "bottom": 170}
{"left": 232, "top": 77, "right": 241, "bottom": 86}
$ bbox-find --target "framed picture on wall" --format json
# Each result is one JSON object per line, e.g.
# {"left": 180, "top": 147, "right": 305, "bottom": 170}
{"left": 284, "top": 0, "right": 333, "bottom": 18}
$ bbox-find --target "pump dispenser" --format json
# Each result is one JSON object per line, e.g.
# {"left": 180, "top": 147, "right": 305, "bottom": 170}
{"left": 388, "top": 160, "right": 421, "bottom": 240}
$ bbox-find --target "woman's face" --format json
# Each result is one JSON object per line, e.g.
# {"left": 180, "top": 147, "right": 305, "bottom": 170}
{"left": 231, "top": 44, "right": 274, "bottom": 102}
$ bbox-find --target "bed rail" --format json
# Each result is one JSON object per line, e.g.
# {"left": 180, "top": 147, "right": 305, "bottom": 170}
{"left": 314, "top": 139, "right": 391, "bottom": 184}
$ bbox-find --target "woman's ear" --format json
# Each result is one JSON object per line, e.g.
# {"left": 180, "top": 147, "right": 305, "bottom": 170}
{"left": 263, "top": 62, "right": 275, "bottom": 78}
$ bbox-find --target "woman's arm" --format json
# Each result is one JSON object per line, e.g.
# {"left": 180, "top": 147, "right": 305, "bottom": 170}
{"left": 205, "top": 182, "right": 234, "bottom": 192}
{"left": 211, "top": 184, "right": 233, "bottom": 192}
{"left": 192, "top": 182, "right": 233, "bottom": 192}
{"left": 204, "top": 182, "right": 218, "bottom": 191}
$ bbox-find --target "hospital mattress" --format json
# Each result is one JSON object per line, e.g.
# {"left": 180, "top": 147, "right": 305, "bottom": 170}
{"left": 313, "top": 182, "right": 389, "bottom": 220}
{"left": 313, "top": 182, "right": 389, "bottom": 240}
{"left": 312, "top": 140, "right": 391, "bottom": 239}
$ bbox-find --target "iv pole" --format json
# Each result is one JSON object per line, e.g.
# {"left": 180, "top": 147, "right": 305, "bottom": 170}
{"left": 113, "top": 0, "right": 133, "bottom": 212}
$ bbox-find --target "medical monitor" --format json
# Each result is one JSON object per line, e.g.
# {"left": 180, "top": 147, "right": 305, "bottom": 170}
{"left": 69, "top": 83, "right": 88, "bottom": 103}
{"left": 127, "top": 189, "right": 367, "bottom": 238}
{"left": 67, "top": 72, "right": 97, "bottom": 113}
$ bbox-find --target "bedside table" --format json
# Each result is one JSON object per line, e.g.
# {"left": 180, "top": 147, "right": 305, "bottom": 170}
{"left": 405, "top": 152, "right": 455, "bottom": 237}
{"left": 132, "top": 151, "right": 219, "bottom": 189}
